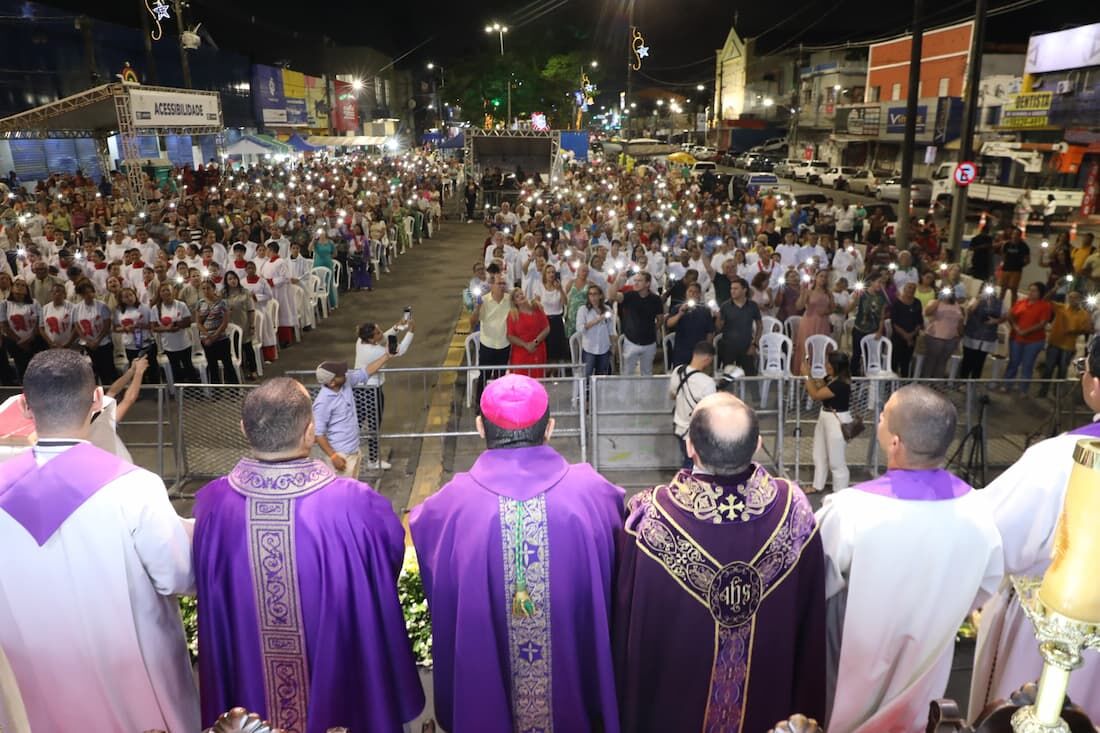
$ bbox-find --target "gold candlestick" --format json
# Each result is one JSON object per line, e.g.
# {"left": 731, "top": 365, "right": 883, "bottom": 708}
{"left": 1010, "top": 439, "right": 1100, "bottom": 733}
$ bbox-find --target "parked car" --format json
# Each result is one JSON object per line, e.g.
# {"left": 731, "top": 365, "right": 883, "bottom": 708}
{"left": 692, "top": 146, "right": 719, "bottom": 161}
{"left": 690, "top": 161, "right": 718, "bottom": 178}
{"left": 876, "top": 177, "right": 933, "bottom": 205}
{"left": 773, "top": 159, "right": 803, "bottom": 178}
{"left": 750, "top": 137, "right": 788, "bottom": 154}
{"left": 728, "top": 173, "right": 791, "bottom": 200}
{"left": 819, "top": 166, "right": 861, "bottom": 189}
{"left": 794, "top": 160, "right": 830, "bottom": 182}
{"left": 748, "top": 155, "right": 779, "bottom": 172}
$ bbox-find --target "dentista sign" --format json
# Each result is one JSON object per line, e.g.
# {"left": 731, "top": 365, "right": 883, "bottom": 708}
{"left": 129, "top": 88, "right": 222, "bottom": 128}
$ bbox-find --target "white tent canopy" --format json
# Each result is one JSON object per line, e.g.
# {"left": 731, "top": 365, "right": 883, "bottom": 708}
{"left": 225, "top": 138, "right": 274, "bottom": 156}
{"left": 307, "top": 135, "right": 387, "bottom": 147}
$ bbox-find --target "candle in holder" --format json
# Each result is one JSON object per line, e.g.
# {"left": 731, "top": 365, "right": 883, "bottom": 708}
{"left": 1039, "top": 439, "right": 1100, "bottom": 624}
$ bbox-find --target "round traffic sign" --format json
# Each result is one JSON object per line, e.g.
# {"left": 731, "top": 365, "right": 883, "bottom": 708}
{"left": 954, "top": 161, "right": 977, "bottom": 186}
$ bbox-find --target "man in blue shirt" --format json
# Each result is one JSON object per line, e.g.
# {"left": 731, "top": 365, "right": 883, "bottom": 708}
{"left": 312, "top": 360, "right": 367, "bottom": 477}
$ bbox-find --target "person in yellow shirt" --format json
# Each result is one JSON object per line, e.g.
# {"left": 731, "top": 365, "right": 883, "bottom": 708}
{"left": 1072, "top": 232, "right": 1095, "bottom": 277}
{"left": 1039, "top": 290, "right": 1092, "bottom": 397}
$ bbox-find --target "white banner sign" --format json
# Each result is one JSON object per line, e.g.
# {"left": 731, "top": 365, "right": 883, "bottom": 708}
{"left": 1025, "top": 22, "right": 1100, "bottom": 75}
{"left": 129, "top": 88, "right": 221, "bottom": 128}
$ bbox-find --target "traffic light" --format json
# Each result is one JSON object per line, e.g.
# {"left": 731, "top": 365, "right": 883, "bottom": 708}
{"left": 491, "top": 97, "right": 502, "bottom": 108}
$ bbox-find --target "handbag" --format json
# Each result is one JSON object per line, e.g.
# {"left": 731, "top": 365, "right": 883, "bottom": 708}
{"left": 839, "top": 414, "right": 864, "bottom": 442}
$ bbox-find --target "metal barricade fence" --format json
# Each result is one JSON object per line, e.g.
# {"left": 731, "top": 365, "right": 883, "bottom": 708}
{"left": 174, "top": 364, "right": 587, "bottom": 490}
{"left": 588, "top": 373, "right": 1085, "bottom": 490}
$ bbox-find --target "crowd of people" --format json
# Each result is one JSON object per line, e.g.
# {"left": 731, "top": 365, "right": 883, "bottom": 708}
{"left": 464, "top": 159, "right": 1095, "bottom": 405}
{"left": 1, "top": 148, "right": 1098, "bottom": 733}
{"left": 0, "top": 151, "right": 452, "bottom": 387}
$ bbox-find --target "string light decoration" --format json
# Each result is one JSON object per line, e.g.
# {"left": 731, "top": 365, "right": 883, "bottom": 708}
{"left": 146, "top": 0, "right": 171, "bottom": 40}
{"left": 630, "top": 27, "right": 649, "bottom": 71}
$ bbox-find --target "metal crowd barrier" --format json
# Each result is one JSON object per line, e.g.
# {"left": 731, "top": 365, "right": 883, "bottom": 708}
{"left": 171, "top": 363, "right": 587, "bottom": 492}
{"left": 587, "top": 373, "right": 1084, "bottom": 490}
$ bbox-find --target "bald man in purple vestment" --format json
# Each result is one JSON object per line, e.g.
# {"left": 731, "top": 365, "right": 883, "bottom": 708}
{"left": 614, "top": 392, "right": 826, "bottom": 733}
{"left": 192, "top": 377, "right": 424, "bottom": 733}
{"left": 410, "top": 374, "right": 624, "bottom": 733}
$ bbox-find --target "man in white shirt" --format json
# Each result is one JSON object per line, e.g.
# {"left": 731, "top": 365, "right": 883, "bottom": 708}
{"left": 498, "top": 201, "right": 519, "bottom": 227}
{"left": 669, "top": 341, "right": 716, "bottom": 468}
{"left": 353, "top": 316, "right": 415, "bottom": 470}
{"left": 0, "top": 349, "right": 198, "bottom": 733}
{"left": 835, "top": 200, "right": 856, "bottom": 241}
{"left": 818, "top": 385, "right": 1002, "bottom": 733}
{"left": 831, "top": 238, "right": 864, "bottom": 287}
{"left": 797, "top": 238, "right": 828, "bottom": 269}
{"left": 775, "top": 232, "right": 801, "bottom": 271}
{"left": 105, "top": 228, "right": 132, "bottom": 264}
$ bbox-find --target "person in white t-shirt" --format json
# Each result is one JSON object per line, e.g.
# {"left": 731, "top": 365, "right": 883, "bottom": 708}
{"left": 39, "top": 283, "right": 76, "bottom": 350}
{"left": 73, "top": 281, "right": 117, "bottom": 385}
{"left": 669, "top": 340, "right": 716, "bottom": 468}
{"left": 352, "top": 317, "right": 415, "bottom": 470}
{"left": 775, "top": 232, "right": 801, "bottom": 271}
{"left": 150, "top": 283, "right": 198, "bottom": 383}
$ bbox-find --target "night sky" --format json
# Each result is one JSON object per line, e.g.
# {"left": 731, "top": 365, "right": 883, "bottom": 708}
{"left": 45, "top": 0, "right": 1097, "bottom": 88}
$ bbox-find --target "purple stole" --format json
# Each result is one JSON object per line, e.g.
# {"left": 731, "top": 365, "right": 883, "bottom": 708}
{"left": 625, "top": 466, "right": 817, "bottom": 732}
{"left": 1069, "top": 419, "right": 1100, "bottom": 438}
{"left": 855, "top": 468, "right": 971, "bottom": 501}
{"left": 228, "top": 457, "right": 336, "bottom": 733}
{"left": 0, "top": 442, "right": 136, "bottom": 545}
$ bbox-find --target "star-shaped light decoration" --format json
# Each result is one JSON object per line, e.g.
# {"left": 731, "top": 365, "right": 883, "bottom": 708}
{"left": 150, "top": 0, "right": 171, "bottom": 21}
{"left": 637, "top": 45, "right": 649, "bottom": 59}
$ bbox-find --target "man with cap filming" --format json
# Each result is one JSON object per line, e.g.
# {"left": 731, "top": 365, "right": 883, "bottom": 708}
{"left": 312, "top": 357, "right": 391, "bottom": 478}
{"left": 410, "top": 374, "right": 624, "bottom": 733}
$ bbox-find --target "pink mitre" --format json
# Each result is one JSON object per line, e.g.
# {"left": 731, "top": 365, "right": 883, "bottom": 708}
{"left": 480, "top": 374, "right": 549, "bottom": 429}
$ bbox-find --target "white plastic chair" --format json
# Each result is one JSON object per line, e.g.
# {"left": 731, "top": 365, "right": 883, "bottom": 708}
{"left": 402, "top": 216, "right": 414, "bottom": 253}
{"left": 804, "top": 334, "right": 838, "bottom": 379}
{"left": 842, "top": 316, "right": 855, "bottom": 353}
{"left": 758, "top": 332, "right": 792, "bottom": 408}
{"left": 860, "top": 333, "right": 896, "bottom": 378}
{"left": 804, "top": 333, "right": 838, "bottom": 408}
{"left": 370, "top": 239, "right": 384, "bottom": 281}
{"left": 761, "top": 315, "right": 783, "bottom": 335}
{"left": 331, "top": 261, "right": 342, "bottom": 307}
{"left": 226, "top": 323, "right": 243, "bottom": 379}
{"left": 111, "top": 332, "right": 129, "bottom": 374}
{"left": 188, "top": 325, "right": 210, "bottom": 383}
{"left": 463, "top": 332, "right": 480, "bottom": 407}
{"left": 251, "top": 310, "right": 265, "bottom": 377}
{"left": 307, "top": 274, "right": 325, "bottom": 321}
{"left": 712, "top": 334, "right": 723, "bottom": 376}
{"left": 311, "top": 267, "right": 332, "bottom": 319}
{"left": 783, "top": 315, "right": 802, "bottom": 341}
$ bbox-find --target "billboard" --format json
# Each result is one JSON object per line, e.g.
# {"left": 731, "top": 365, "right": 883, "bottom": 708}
{"left": 885, "top": 105, "right": 927, "bottom": 134}
{"left": 833, "top": 105, "right": 881, "bottom": 136}
{"left": 129, "top": 88, "right": 221, "bottom": 128}
{"left": 305, "top": 75, "right": 329, "bottom": 130}
{"left": 332, "top": 80, "right": 360, "bottom": 133}
{"left": 1000, "top": 92, "right": 1054, "bottom": 129}
{"left": 1025, "top": 23, "right": 1100, "bottom": 75}
{"left": 252, "top": 65, "right": 287, "bottom": 125}
{"left": 281, "top": 69, "right": 309, "bottom": 126}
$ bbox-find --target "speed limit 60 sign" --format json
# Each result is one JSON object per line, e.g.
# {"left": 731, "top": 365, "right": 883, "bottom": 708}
{"left": 954, "top": 161, "right": 977, "bottom": 186}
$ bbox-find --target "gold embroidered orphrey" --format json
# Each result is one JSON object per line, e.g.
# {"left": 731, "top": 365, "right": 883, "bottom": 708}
{"left": 626, "top": 471, "right": 818, "bottom": 732}
{"left": 665, "top": 466, "right": 778, "bottom": 524}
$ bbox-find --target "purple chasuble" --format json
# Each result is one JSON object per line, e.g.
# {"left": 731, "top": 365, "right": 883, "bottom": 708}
{"left": 614, "top": 466, "right": 826, "bottom": 733}
{"left": 1069, "top": 418, "right": 1100, "bottom": 438}
{"left": 0, "top": 442, "right": 136, "bottom": 545}
{"left": 855, "top": 468, "right": 971, "bottom": 501}
{"left": 409, "top": 444, "right": 624, "bottom": 733}
{"left": 193, "top": 457, "right": 424, "bottom": 733}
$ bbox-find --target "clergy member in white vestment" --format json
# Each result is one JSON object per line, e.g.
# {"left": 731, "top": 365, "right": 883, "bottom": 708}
{"left": 0, "top": 349, "right": 198, "bottom": 733}
{"left": 817, "top": 385, "right": 1002, "bottom": 733}
{"left": 969, "top": 341, "right": 1100, "bottom": 719}
{"left": 261, "top": 241, "right": 298, "bottom": 348}
{"left": 287, "top": 242, "right": 316, "bottom": 330}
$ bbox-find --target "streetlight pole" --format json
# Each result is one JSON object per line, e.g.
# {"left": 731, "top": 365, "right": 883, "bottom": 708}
{"left": 485, "top": 23, "right": 510, "bottom": 126}
{"left": 896, "top": 0, "right": 925, "bottom": 251}
{"left": 947, "top": 0, "right": 988, "bottom": 257}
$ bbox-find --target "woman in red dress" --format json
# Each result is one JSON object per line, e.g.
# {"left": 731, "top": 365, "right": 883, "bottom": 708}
{"left": 506, "top": 287, "right": 550, "bottom": 378}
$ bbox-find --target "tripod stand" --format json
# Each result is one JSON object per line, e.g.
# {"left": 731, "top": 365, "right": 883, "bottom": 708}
{"left": 947, "top": 393, "right": 989, "bottom": 488}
